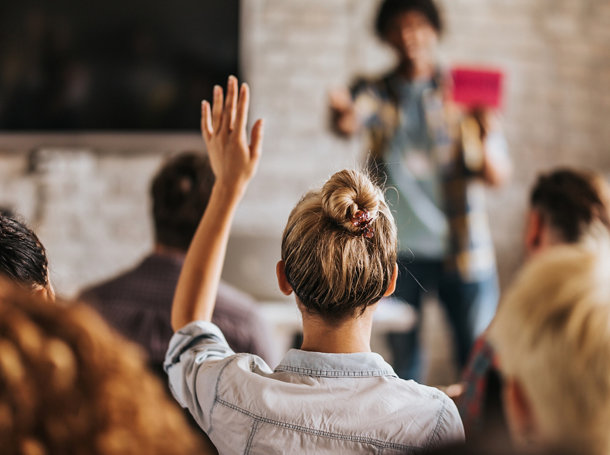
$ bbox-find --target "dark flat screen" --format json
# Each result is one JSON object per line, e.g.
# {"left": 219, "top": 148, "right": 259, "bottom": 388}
{"left": 0, "top": 0, "right": 239, "bottom": 131}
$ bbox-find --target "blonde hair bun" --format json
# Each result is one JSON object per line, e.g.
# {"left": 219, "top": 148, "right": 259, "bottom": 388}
{"left": 282, "top": 169, "right": 396, "bottom": 321}
{"left": 321, "top": 170, "right": 382, "bottom": 234}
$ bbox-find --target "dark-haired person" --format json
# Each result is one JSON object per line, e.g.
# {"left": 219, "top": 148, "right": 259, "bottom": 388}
{"left": 458, "top": 168, "right": 610, "bottom": 437}
{"left": 80, "top": 152, "right": 277, "bottom": 379}
{"left": 0, "top": 211, "right": 54, "bottom": 300}
{"left": 165, "top": 77, "right": 463, "bottom": 454}
{"left": 329, "top": 0, "right": 511, "bottom": 381}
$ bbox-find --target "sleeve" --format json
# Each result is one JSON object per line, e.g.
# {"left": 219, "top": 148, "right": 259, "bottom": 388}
{"left": 485, "top": 130, "right": 510, "bottom": 164}
{"left": 350, "top": 77, "right": 384, "bottom": 129}
{"left": 427, "top": 394, "right": 466, "bottom": 449}
{"left": 163, "top": 321, "right": 236, "bottom": 431}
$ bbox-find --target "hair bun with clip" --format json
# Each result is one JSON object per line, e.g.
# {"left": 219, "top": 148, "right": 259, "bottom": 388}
{"left": 351, "top": 209, "right": 375, "bottom": 239}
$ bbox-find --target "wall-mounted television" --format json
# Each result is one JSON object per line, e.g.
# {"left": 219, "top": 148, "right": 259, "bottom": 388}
{"left": 0, "top": 0, "right": 239, "bottom": 131}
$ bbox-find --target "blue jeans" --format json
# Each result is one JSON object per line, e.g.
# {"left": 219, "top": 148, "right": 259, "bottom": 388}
{"left": 388, "top": 255, "right": 499, "bottom": 381}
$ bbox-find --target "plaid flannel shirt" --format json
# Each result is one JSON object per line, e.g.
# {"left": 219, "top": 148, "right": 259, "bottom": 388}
{"left": 457, "top": 333, "right": 500, "bottom": 434}
{"left": 352, "top": 70, "right": 498, "bottom": 282}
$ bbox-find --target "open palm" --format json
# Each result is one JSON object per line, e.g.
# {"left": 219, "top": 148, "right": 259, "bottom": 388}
{"left": 201, "top": 76, "right": 264, "bottom": 198}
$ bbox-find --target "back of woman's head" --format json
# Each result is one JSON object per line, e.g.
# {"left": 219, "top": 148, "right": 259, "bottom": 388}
{"left": 490, "top": 243, "right": 610, "bottom": 454}
{"left": 0, "top": 212, "right": 49, "bottom": 289}
{"left": 530, "top": 169, "right": 610, "bottom": 243}
{"left": 0, "top": 280, "right": 206, "bottom": 455}
{"left": 281, "top": 170, "right": 397, "bottom": 321}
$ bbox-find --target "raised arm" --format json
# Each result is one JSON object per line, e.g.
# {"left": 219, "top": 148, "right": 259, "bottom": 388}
{"left": 171, "top": 76, "right": 264, "bottom": 331}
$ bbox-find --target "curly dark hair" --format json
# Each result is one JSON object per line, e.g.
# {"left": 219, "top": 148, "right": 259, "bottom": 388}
{"left": 531, "top": 169, "right": 610, "bottom": 243}
{"left": 375, "top": 0, "right": 443, "bottom": 38}
{"left": 151, "top": 152, "right": 215, "bottom": 251}
{"left": 0, "top": 212, "right": 49, "bottom": 288}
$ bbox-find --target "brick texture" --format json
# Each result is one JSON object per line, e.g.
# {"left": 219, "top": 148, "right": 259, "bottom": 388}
{"left": 0, "top": 0, "right": 609, "bottom": 298}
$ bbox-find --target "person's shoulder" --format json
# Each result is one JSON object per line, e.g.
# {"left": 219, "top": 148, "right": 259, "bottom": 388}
{"left": 395, "top": 380, "right": 463, "bottom": 426}
{"left": 79, "top": 267, "right": 142, "bottom": 300}
{"left": 396, "top": 379, "right": 454, "bottom": 403}
{"left": 350, "top": 68, "right": 399, "bottom": 95}
{"left": 374, "top": 379, "right": 463, "bottom": 447}
{"left": 79, "top": 274, "right": 126, "bottom": 303}
{"left": 78, "top": 255, "right": 171, "bottom": 304}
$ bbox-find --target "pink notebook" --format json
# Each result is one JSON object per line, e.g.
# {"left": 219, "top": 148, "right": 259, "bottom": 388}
{"left": 450, "top": 67, "right": 505, "bottom": 109}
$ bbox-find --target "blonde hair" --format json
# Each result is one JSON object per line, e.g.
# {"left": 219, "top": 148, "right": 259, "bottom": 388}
{"left": 281, "top": 170, "right": 397, "bottom": 321}
{"left": 0, "top": 280, "right": 208, "bottom": 455}
{"left": 489, "top": 243, "right": 610, "bottom": 455}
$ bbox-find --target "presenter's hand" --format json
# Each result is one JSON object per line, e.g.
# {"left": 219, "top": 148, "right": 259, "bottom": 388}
{"left": 469, "top": 107, "right": 499, "bottom": 140}
{"left": 467, "top": 106, "right": 511, "bottom": 186}
{"left": 201, "top": 75, "right": 264, "bottom": 199}
{"left": 329, "top": 87, "right": 359, "bottom": 136}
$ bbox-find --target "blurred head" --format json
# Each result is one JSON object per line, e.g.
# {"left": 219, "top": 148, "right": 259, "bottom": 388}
{"left": 490, "top": 244, "right": 610, "bottom": 455}
{"left": 151, "top": 152, "right": 215, "bottom": 252}
{"left": 279, "top": 170, "right": 397, "bottom": 323}
{"left": 0, "top": 279, "right": 207, "bottom": 454}
{"left": 0, "top": 212, "right": 53, "bottom": 300}
{"left": 525, "top": 169, "right": 610, "bottom": 256}
{"left": 376, "top": 0, "right": 442, "bottom": 64}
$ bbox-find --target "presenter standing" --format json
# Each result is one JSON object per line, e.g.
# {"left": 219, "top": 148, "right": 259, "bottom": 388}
{"left": 330, "top": 0, "right": 511, "bottom": 381}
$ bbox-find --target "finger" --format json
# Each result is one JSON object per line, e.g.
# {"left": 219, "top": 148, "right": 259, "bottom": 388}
{"left": 249, "top": 119, "right": 264, "bottom": 160}
{"left": 235, "top": 83, "right": 250, "bottom": 136}
{"left": 201, "top": 101, "right": 213, "bottom": 141}
{"left": 221, "top": 75, "right": 238, "bottom": 132}
{"left": 212, "top": 85, "right": 223, "bottom": 132}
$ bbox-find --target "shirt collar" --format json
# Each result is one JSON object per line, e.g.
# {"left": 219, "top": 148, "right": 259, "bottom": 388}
{"left": 275, "top": 349, "right": 398, "bottom": 378}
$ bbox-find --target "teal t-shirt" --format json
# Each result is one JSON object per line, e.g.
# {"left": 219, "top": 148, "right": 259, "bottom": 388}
{"left": 384, "top": 79, "right": 449, "bottom": 258}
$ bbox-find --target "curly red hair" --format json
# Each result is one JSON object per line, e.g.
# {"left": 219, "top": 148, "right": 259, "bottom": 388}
{"left": 0, "top": 279, "right": 213, "bottom": 455}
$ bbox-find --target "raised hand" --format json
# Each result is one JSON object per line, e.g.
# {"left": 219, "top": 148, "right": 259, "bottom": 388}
{"left": 171, "top": 76, "right": 264, "bottom": 329}
{"left": 201, "top": 75, "right": 264, "bottom": 198}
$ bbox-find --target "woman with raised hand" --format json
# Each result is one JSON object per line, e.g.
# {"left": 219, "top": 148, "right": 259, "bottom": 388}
{"left": 165, "top": 76, "right": 464, "bottom": 454}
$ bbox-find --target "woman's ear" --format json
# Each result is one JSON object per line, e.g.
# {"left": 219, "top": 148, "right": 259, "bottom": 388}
{"left": 33, "top": 283, "right": 55, "bottom": 302}
{"left": 383, "top": 263, "right": 398, "bottom": 297}
{"left": 276, "top": 260, "right": 293, "bottom": 296}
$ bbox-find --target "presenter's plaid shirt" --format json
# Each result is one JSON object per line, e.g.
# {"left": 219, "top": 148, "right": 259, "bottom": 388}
{"left": 351, "top": 70, "right": 503, "bottom": 282}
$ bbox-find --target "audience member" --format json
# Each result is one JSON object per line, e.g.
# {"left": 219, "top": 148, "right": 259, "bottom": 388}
{"left": 525, "top": 168, "right": 610, "bottom": 253}
{"left": 330, "top": 0, "right": 511, "bottom": 381}
{"left": 80, "top": 151, "right": 277, "bottom": 377}
{"left": 459, "top": 168, "right": 610, "bottom": 436}
{"left": 489, "top": 243, "right": 610, "bottom": 455}
{"left": 0, "top": 278, "right": 214, "bottom": 454}
{"left": 165, "top": 77, "right": 464, "bottom": 454}
{"left": 0, "top": 211, "right": 54, "bottom": 300}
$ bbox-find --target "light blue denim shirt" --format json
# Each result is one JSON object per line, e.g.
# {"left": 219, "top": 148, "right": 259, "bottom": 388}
{"left": 165, "top": 321, "right": 464, "bottom": 454}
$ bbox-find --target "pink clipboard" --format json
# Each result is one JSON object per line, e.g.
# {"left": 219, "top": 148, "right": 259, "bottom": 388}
{"left": 450, "top": 67, "right": 505, "bottom": 110}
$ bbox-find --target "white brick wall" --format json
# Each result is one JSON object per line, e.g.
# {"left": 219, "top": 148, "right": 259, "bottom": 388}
{"left": 1, "top": 0, "right": 609, "bottom": 297}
